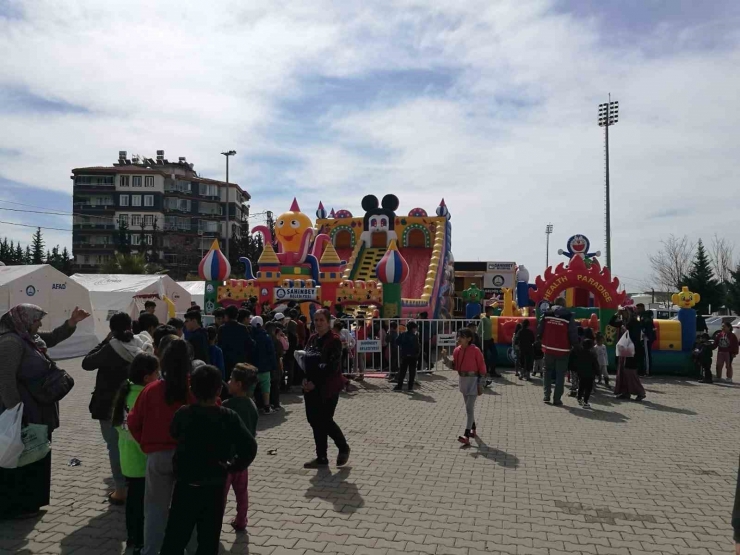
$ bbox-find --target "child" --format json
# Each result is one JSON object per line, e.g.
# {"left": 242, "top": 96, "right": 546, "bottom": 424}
{"left": 594, "top": 333, "right": 610, "bottom": 387}
{"left": 111, "top": 353, "right": 160, "bottom": 555}
{"left": 207, "top": 325, "right": 225, "bottom": 379}
{"left": 574, "top": 338, "right": 600, "bottom": 409}
{"left": 712, "top": 322, "right": 739, "bottom": 382}
{"left": 222, "top": 364, "right": 259, "bottom": 532}
{"left": 440, "top": 328, "right": 487, "bottom": 445}
{"left": 532, "top": 340, "right": 544, "bottom": 377}
{"left": 696, "top": 333, "right": 714, "bottom": 383}
{"left": 568, "top": 327, "right": 585, "bottom": 396}
{"left": 159, "top": 365, "right": 257, "bottom": 554}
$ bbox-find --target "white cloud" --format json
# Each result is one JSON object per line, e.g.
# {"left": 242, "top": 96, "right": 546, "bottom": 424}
{"left": 0, "top": 0, "right": 738, "bottom": 288}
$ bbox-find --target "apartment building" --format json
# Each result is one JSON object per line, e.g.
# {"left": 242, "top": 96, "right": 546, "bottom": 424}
{"left": 72, "top": 150, "right": 250, "bottom": 278}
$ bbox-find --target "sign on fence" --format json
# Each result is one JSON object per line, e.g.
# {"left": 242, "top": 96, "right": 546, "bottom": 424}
{"left": 437, "top": 333, "right": 457, "bottom": 347}
{"left": 356, "top": 339, "right": 382, "bottom": 353}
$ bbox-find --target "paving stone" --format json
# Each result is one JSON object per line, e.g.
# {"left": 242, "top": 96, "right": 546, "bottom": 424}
{"left": 0, "top": 360, "right": 736, "bottom": 553}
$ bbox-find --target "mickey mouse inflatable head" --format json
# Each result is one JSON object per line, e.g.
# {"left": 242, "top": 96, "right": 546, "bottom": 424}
{"left": 360, "top": 194, "right": 399, "bottom": 248}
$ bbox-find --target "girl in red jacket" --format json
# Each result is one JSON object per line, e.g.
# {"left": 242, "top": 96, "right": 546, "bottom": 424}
{"left": 441, "top": 328, "right": 487, "bottom": 445}
{"left": 713, "top": 322, "right": 739, "bottom": 382}
{"left": 128, "top": 339, "right": 196, "bottom": 555}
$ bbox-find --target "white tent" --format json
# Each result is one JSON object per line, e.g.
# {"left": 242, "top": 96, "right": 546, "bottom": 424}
{"left": 71, "top": 274, "right": 191, "bottom": 340}
{"left": 177, "top": 281, "right": 204, "bottom": 308}
{"left": 0, "top": 265, "right": 99, "bottom": 359}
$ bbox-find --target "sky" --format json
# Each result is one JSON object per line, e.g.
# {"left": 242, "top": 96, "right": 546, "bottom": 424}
{"left": 1, "top": 0, "right": 739, "bottom": 292}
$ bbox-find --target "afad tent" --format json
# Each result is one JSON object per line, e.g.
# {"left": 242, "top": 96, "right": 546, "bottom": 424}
{"left": 0, "top": 265, "right": 99, "bottom": 359}
{"left": 177, "top": 281, "right": 204, "bottom": 308}
{"left": 71, "top": 274, "right": 191, "bottom": 340}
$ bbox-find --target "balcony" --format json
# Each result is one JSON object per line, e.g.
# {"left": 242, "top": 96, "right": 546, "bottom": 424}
{"left": 73, "top": 203, "right": 115, "bottom": 211}
{"left": 73, "top": 222, "right": 116, "bottom": 230}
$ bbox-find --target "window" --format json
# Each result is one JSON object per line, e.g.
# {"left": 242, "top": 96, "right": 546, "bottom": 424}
{"left": 144, "top": 195, "right": 154, "bottom": 207}
{"left": 199, "top": 183, "right": 220, "bottom": 197}
{"left": 132, "top": 195, "right": 142, "bottom": 207}
{"left": 132, "top": 176, "right": 142, "bottom": 187}
{"left": 131, "top": 234, "right": 141, "bottom": 246}
{"left": 119, "top": 214, "right": 129, "bottom": 226}
{"left": 145, "top": 234, "right": 152, "bottom": 245}
{"left": 199, "top": 220, "right": 219, "bottom": 233}
{"left": 144, "top": 176, "right": 154, "bottom": 188}
{"left": 119, "top": 175, "right": 129, "bottom": 187}
{"left": 119, "top": 195, "right": 129, "bottom": 207}
{"left": 131, "top": 215, "right": 142, "bottom": 226}
{"left": 144, "top": 215, "right": 153, "bottom": 226}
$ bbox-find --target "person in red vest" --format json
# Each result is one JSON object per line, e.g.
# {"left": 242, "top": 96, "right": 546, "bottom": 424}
{"left": 537, "top": 297, "right": 578, "bottom": 406}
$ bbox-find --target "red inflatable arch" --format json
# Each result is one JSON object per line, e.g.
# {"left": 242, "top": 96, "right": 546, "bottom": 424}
{"left": 529, "top": 255, "right": 626, "bottom": 310}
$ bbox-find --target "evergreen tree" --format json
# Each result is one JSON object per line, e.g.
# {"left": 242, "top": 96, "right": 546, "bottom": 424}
{"left": 24, "top": 245, "right": 32, "bottom": 265}
{"left": 15, "top": 244, "right": 24, "bottom": 264}
{"left": 727, "top": 265, "right": 740, "bottom": 316}
{"left": 61, "top": 247, "right": 73, "bottom": 275}
{"left": 31, "top": 227, "right": 45, "bottom": 264}
{"left": 682, "top": 239, "right": 725, "bottom": 314}
{"left": 7, "top": 241, "right": 16, "bottom": 264}
{"left": 0, "top": 238, "right": 8, "bottom": 264}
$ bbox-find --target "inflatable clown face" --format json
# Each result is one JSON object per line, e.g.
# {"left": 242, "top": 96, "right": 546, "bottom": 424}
{"left": 672, "top": 286, "right": 700, "bottom": 309}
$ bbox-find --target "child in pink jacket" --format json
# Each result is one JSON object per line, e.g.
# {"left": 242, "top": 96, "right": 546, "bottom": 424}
{"left": 441, "top": 328, "right": 487, "bottom": 445}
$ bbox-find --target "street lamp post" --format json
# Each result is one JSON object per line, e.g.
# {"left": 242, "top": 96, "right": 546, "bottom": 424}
{"left": 598, "top": 95, "right": 618, "bottom": 269}
{"left": 545, "top": 223, "right": 553, "bottom": 267}
{"left": 221, "top": 150, "right": 236, "bottom": 261}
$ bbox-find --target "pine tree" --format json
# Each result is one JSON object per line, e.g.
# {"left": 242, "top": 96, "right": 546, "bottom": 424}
{"left": 31, "top": 227, "right": 45, "bottom": 264}
{"left": 7, "top": 241, "right": 15, "bottom": 264}
{"left": 0, "top": 238, "right": 8, "bottom": 264}
{"left": 727, "top": 265, "right": 740, "bottom": 316}
{"left": 24, "top": 245, "right": 32, "bottom": 265}
{"left": 682, "top": 239, "right": 725, "bottom": 314}
{"left": 61, "top": 247, "right": 73, "bottom": 275}
{"left": 16, "top": 244, "right": 24, "bottom": 264}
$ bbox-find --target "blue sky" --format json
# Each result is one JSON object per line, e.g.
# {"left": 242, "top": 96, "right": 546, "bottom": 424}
{"left": 0, "top": 0, "right": 738, "bottom": 291}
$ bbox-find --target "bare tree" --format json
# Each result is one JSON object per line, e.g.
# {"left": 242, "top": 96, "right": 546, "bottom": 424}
{"left": 709, "top": 233, "right": 734, "bottom": 284}
{"left": 648, "top": 235, "right": 695, "bottom": 291}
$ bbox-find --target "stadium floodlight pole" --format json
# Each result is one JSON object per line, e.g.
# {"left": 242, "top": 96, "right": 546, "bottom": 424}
{"left": 545, "top": 224, "right": 553, "bottom": 267}
{"left": 598, "top": 94, "right": 618, "bottom": 269}
{"left": 221, "top": 150, "right": 237, "bottom": 260}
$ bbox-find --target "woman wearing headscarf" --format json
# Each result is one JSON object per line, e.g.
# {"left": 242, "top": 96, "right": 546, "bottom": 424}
{"left": 82, "top": 312, "right": 153, "bottom": 505}
{"left": 614, "top": 308, "right": 646, "bottom": 401}
{"left": 0, "top": 304, "right": 90, "bottom": 519}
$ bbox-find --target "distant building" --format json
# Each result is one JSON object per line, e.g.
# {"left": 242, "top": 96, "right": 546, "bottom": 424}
{"left": 72, "top": 150, "right": 250, "bottom": 279}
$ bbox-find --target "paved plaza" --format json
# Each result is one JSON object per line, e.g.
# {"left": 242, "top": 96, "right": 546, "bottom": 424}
{"left": 1, "top": 358, "right": 738, "bottom": 554}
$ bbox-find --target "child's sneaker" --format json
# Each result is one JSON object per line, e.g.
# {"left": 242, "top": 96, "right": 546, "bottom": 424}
{"left": 577, "top": 398, "right": 584, "bottom": 406}
{"left": 457, "top": 435, "right": 470, "bottom": 446}
{"left": 582, "top": 403, "right": 592, "bottom": 409}
{"left": 271, "top": 405, "right": 282, "bottom": 412}
{"left": 262, "top": 406, "right": 274, "bottom": 415}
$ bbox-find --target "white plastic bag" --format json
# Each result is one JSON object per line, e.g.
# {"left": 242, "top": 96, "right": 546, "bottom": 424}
{"left": 616, "top": 331, "right": 635, "bottom": 358}
{"left": 0, "top": 403, "right": 24, "bottom": 469}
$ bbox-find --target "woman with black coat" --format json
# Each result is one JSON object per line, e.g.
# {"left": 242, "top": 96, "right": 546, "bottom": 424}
{"left": 82, "top": 312, "right": 152, "bottom": 504}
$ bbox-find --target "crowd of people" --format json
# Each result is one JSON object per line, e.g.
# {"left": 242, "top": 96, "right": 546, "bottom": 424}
{"left": 2, "top": 297, "right": 739, "bottom": 552}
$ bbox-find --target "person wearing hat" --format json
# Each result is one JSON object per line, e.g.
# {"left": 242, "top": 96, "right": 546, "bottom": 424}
{"left": 250, "top": 316, "right": 278, "bottom": 414}
{"left": 274, "top": 313, "right": 285, "bottom": 323}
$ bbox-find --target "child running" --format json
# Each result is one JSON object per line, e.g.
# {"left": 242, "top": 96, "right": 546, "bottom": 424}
{"left": 594, "top": 332, "right": 610, "bottom": 388}
{"left": 111, "top": 353, "right": 160, "bottom": 555}
{"left": 159, "top": 365, "right": 257, "bottom": 554}
{"left": 440, "top": 328, "right": 487, "bottom": 446}
{"left": 573, "top": 338, "right": 600, "bottom": 409}
{"left": 222, "top": 364, "right": 259, "bottom": 532}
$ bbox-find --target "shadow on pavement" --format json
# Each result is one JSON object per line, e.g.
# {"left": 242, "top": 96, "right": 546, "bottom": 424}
{"left": 640, "top": 400, "right": 697, "bottom": 416}
{"left": 256, "top": 408, "right": 288, "bottom": 432}
{"left": 57, "top": 509, "right": 125, "bottom": 554}
{"left": 406, "top": 390, "right": 436, "bottom": 403}
{"left": 418, "top": 373, "right": 448, "bottom": 382}
{"left": 563, "top": 405, "right": 630, "bottom": 423}
{"left": 304, "top": 467, "right": 364, "bottom": 514}
{"left": 469, "top": 436, "right": 520, "bottom": 468}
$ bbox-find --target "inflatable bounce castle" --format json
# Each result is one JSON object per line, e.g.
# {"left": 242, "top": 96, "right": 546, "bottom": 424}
{"left": 199, "top": 195, "right": 454, "bottom": 319}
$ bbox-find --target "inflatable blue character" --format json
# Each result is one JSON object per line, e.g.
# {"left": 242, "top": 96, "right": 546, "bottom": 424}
{"left": 558, "top": 234, "right": 600, "bottom": 261}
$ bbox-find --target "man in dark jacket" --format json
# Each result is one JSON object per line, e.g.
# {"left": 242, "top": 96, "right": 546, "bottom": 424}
{"left": 394, "top": 322, "right": 421, "bottom": 391}
{"left": 537, "top": 298, "right": 579, "bottom": 406}
{"left": 184, "top": 311, "right": 210, "bottom": 364}
{"left": 517, "top": 319, "right": 536, "bottom": 381}
{"left": 217, "top": 305, "right": 254, "bottom": 380}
